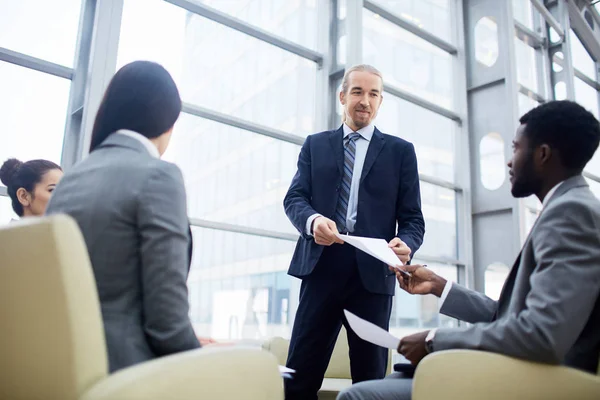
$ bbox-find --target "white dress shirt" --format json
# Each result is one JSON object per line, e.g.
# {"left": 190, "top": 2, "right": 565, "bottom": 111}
{"left": 116, "top": 129, "right": 160, "bottom": 159}
{"left": 305, "top": 123, "right": 375, "bottom": 235}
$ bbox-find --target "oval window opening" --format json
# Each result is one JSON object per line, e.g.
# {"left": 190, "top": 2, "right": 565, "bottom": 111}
{"left": 475, "top": 17, "right": 499, "bottom": 67}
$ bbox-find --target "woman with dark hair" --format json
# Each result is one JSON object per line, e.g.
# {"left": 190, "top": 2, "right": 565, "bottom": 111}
{"left": 0, "top": 158, "right": 63, "bottom": 217}
{"left": 46, "top": 61, "right": 213, "bottom": 372}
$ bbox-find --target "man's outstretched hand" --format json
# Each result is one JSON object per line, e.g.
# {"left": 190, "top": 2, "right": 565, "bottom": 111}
{"left": 392, "top": 264, "right": 446, "bottom": 297}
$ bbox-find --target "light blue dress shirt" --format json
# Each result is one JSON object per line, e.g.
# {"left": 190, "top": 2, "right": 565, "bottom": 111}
{"left": 306, "top": 123, "right": 374, "bottom": 235}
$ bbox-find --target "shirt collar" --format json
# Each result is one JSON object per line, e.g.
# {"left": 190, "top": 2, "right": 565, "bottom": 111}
{"left": 115, "top": 130, "right": 160, "bottom": 159}
{"left": 343, "top": 123, "right": 374, "bottom": 142}
{"left": 542, "top": 181, "right": 565, "bottom": 208}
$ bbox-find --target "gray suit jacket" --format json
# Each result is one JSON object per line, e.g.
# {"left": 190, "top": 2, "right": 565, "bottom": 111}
{"left": 46, "top": 134, "right": 200, "bottom": 372}
{"left": 434, "top": 175, "right": 600, "bottom": 373}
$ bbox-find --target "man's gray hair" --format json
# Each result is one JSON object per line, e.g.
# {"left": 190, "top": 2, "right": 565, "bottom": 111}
{"left": 341, "top": 64, "right": 384, "bottom": 94}
{"left": 340, "top": 64, "right": 383, "bottom": 122}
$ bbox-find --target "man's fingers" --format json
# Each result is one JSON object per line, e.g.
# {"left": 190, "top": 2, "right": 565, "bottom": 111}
{"left": 388, "top": 237, "right": 402, "bottom": 247}
{"left": 325, "top": 220, "right": 345, "bottom": 244}
{"left": 401, "top": 264, "right": 421, "bottom": 273}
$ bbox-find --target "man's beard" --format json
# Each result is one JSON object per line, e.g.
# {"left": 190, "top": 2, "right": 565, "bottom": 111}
{"left": 510, "top": 158, "right": 542, "bottom": 198}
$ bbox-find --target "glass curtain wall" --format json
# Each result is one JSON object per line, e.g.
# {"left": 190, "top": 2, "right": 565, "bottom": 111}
{"left": 0, "top": 0, "right": 82, "bottom": 223}
{"left": 11, "top": 0, "right": 600, "bottom": 355}
{"left": 0, "top": 0, "right": 467, "bottom": 349}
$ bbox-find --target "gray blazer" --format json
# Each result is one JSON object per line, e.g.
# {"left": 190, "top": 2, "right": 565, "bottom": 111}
{"left": 46, "top": 134, "right": 200, "bottom": 372}
{"left": 435, "top": 175, "right": 600, "bottom": 373}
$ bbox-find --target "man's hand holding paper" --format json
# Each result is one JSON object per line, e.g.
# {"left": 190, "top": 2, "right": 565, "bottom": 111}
{"left": 388, "top": 237, "right": 411, "bottom": 264}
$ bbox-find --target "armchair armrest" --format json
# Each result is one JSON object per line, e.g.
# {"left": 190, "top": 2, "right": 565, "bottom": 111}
{"left": 413, "top": 350, "right": 600, "bottom": 400}
{"left": 82, "top": 347, "right": 283, "bottom": 400}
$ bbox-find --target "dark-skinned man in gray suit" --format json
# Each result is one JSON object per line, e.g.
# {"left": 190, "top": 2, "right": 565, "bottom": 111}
{"left": 338, "top": 100, "right": 600, "bottom": 399}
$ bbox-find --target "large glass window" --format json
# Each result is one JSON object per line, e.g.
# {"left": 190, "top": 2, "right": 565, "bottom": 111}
{"left": 570, "top": 30, "right": 596, "bottom": 79}
{"left": 117, "top": 0, "right": 318, "bottom": 136}
{"left": 197, "top": 0, "right": 320, "bottom": 51}
{"left": 0, "top": 61, "right": 70, "bottom": 165}
{"left": 514, "top": 36, "right": 540, "bottom": 92}
{"left": 512, "top": 0, "right": 534, "bottom": 30}
{"left": 188, "top": 227, "right": 296, "bottom": 339}
{"left": 0, "top": 0, "right": 82, "bottom": 66}
{"left": 363, "top": 9, "right": 455, "bottom": 110}
{"left": 376, "top": 95, "right": 456, "bottom": 183}
{"left": 419, "top": 182, "right": 457, "bottom": 260}
{"left": 370, "top": 0, "right": 453, "bottom": 42}
{"left": 0, "top": 196, "right": 16, "bottom": 225}
{"left": 574, "top": 77, "right": 599, "bottom": 119}
{"left": 165, "top": 114, "right": 300, "bottom": 234}
{"left": 586, "top": 177, "right": 600, "bottom": 200}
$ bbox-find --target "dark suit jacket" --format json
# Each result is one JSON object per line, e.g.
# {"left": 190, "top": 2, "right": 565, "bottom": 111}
{"left": 47, "top": 134, "right": 200, "bottom": 372}
{"left": 435, "top": 176, "right": 600, "bottom": 373}
{"left": 284, "top": 126, "right": 425, "bottom": 295}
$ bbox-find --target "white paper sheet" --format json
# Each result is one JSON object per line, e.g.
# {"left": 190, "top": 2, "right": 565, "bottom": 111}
{"left": 336, "top": 233, "right": 408, "bottom": 276}
{"left": 344, "top": 310, "right": 400, "bottom": 350}
{"left": 279, "top": 366, "right": 296, "bottom": 374}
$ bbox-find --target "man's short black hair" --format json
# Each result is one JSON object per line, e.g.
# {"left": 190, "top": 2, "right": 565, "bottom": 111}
{"left": 519, "top": 100, "right": 600, "bottom": 172}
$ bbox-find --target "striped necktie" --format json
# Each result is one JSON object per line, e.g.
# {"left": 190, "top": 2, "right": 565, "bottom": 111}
{"left": 334, "top": 132, "right": 361, "bottom": 233}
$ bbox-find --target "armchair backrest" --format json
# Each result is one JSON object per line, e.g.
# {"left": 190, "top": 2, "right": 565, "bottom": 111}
{"left": 0, "top": 215, "right": 108, "bottom": 399}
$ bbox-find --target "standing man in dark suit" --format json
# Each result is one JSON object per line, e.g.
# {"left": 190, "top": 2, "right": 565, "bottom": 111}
{"left": 337, "top": 100, "right": 600, "bottom": 399}
{"left": 283, "top": 64, "right": 425, "bottom": 399}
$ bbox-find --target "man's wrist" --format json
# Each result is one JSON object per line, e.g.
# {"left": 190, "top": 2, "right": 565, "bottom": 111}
{"left": 425, "top": 329, "right": 437, "bottom": 353}
{"left": 431, "top": 276, "right": 447, "bottom": 298}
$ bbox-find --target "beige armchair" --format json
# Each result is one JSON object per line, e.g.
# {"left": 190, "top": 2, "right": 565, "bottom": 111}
{"left": 413, "top": 350, "right": 600, "bottom": 400}
{"left": 0, "top": 215, "right": 283, "bottom": 400}
{"left": 263, "top": 327, "right": 391, "bottom": 400}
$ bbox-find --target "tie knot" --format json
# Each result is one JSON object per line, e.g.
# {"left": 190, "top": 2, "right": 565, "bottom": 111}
{"left": 347, "top": 132, "right": 361, "bottom": 143}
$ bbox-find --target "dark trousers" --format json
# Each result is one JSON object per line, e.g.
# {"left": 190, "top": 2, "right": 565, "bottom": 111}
{"left": 285, "top": 243, "right": 393, "bottom": 400}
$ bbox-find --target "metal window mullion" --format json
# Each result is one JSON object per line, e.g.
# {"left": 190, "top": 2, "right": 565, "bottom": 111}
{"left": 73, "top": 0, "right": 124, "bottom": 162}
{"left": 517, "top": 83, "right": 546, "bottom": 102}
{"left": 362, "top": 0, "right": 457, "bottom": 55}
{"left": 61, "top": 0, "right": 98, "bottom": 168}
{"left": 419, "top": 174, "right": 462, "bottom": 192}
{"left": 328, "top": 0, "right": 341, "bottom": 130}
{"left": 0, "top": 47, "right": 73, "bottom": 79}
{"left": 551, "top": 54, "right": 600, "bottom": 90}
{"left": 452, "top": 0, "right": 474, "bottom": 289}
{"left": 514, "top": 21, "right": 545, "bottom": 49}
{"left": 384, "top": 83, "right": 462, "bottom": 122}
{"left": 315, "top": 0, "right": 334, "bottom": 132}
{"left": 530, "top": 0, "right": 564, "bottom": 38}
{"left": 532, "top": 3, "right": 553, "bottom": 102}
{"left": 574, "top": 68, "right": 600, "bottom": 91}
{"left": 566, "top": 0, "right": 600, "bottom": 63}
{"left": 181, "top": 103, "right": 305, "bottom": 145}
{"left": 583, "top": 170, "right": 600, "bottom": 183}
{"left": 547, "top": 0, "right": 575, "bottom": 100}
{"left": 164, "top": 0, "right": 323, "bottom": 66}
{"left": 345, "top": 0, "right": 363, "bottom": 66}
{"left": 189, "top": 218, "right": 299, "bottom": 242}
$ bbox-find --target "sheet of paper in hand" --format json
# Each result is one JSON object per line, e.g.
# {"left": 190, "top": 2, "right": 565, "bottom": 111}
{"left": 335, "top": 233, "right": 409, "bottom": 276}
{"left": 344, "top": 309, "right": 400, "bottom": 350}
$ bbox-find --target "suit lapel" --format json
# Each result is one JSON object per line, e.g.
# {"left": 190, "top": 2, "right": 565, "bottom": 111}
{"left": 360, "top": 128, "right": 385, "bottom": 184}
{"left": 328, "top": 126, "right": 345, "bottom": 175}
{"left": 495, "top": 251, "right": 522, "bottom": 317}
